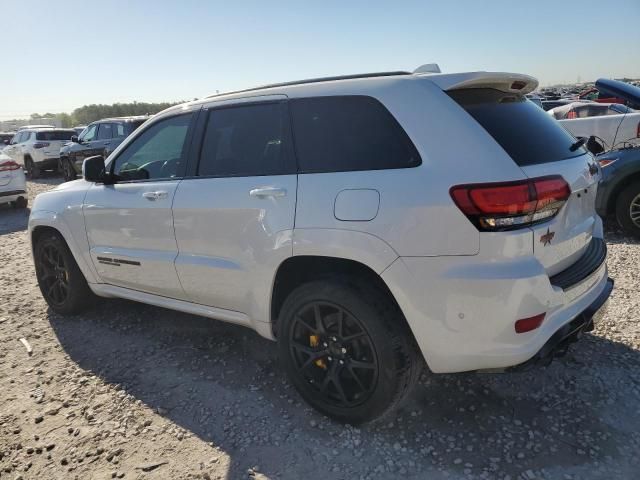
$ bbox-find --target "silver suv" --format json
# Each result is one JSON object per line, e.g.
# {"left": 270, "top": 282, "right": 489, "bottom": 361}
{"left": 4, "top": 128, "right": 76, "bottom": 178}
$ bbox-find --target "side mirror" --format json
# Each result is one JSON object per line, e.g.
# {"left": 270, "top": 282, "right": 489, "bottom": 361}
{"left": 71, "top": 135, "right": 79, "bottom": 143}
{"left": 83, "top": 155, "right": 106, "bottom": 182}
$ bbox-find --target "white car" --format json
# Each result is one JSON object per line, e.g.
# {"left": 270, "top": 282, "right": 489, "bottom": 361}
{"left": 0, "top": 153, "right": 27, "bottom": 208}
{"left": 550, "top": 102, "right": 640, "bottom": 150}
{"left": 28, "top": 67, "right": 613, "bottom": 424}
{"left": 3, "top": 128, "right": 76, "bottom": 178}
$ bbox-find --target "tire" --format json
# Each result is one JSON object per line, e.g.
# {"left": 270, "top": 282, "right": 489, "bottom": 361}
{"left": 34, "top": 231, "right": 95, "bottom": 315}
{"left": 25, "top": 157, "right": 40, "bottom": 179}
{"left": 11, "top": 196, "right": 28, "bottom": 209}
{"left": 278, "top": 278, "right": 423, "bottom": 424}
{"left": 615, "top": 182, "right": 640, "bottom": 239}
{"left": 62, "top": 158, "right": 76, "bottom": 181}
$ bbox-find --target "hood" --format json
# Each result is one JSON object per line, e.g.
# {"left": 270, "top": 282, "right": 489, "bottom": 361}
{"left": 595, "top": 79, "right": 640, "bottom": 108}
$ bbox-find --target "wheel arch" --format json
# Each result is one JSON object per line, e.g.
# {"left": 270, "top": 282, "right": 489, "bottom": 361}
{"left": 606, "top": 171, "right": 640, "bottom": 214}
{"left": 270, "top": 255, "right": 411, "bottom": 340}
{"left": 29, "top": 212, "right": 99, "bottom": 284}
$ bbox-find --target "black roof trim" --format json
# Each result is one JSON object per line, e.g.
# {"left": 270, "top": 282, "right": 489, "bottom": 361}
{"left": 206, "top": 71, "right": 412, "bottom": 99}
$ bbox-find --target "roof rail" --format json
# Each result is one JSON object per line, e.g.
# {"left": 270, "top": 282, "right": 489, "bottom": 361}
{"left": 206, "top": 71, "right": 411, "bottom": 99}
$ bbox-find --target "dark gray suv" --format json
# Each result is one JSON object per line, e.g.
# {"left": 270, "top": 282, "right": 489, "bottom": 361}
{"left": 59, "top": 116, "right": 149, "bottom": 181}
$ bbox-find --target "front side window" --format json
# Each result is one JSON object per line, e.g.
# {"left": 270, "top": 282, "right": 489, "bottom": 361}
{"left": 198, "top": 102, "right": 293, "bottom": 177}
{"left": 97, "top": 123, "right": 114, "bottom": 140}
{"left": 80, "top": 124, "right": 97, "bottom": 143}
{"left": 290, "top": 96, "right": 421, "bottom": 173}
{"left": 112, "top": 114, "right": 192, "bottom": 181}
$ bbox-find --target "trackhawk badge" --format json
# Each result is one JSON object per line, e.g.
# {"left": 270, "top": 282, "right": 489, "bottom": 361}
{"left": 540, "top": 228, "right": 555, "bottom": 246}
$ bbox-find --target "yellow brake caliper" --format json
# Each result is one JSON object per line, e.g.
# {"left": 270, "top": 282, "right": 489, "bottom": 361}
{"left": 309, "top": 335, "right": 326, "bottom": 369}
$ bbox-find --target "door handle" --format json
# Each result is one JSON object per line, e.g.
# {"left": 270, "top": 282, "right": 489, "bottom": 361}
{"left": 142, "top": 191, "right": 168, "bottom": 201}
{"left": 249, "top": 187, "right": 287, "bottom": 198}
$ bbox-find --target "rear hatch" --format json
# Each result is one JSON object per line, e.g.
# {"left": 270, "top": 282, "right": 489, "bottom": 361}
{"left": 446, "top": 83, "right": 598, "bottom": 277}
{"left": 35, "top": 130, "right": 75, "bottom": 157}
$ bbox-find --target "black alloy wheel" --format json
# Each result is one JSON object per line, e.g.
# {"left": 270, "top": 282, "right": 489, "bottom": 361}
{"left": 288, "top": 301, "right": 379, "bottom": 408}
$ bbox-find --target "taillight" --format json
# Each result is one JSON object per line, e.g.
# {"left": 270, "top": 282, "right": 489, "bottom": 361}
{"left": 0, "top": 160, "right": 21, "bottom": 172}
{"left": 33, "top": 142, "right": 50, "bottom": 149}
{"left": 450, "top": 176, "right": 571, "bottom": 231}
{"left": 636, "top": 121, "right": 640, "bottom": 139}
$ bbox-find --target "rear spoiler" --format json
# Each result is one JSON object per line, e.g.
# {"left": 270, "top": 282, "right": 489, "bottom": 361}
{"left": 425, "top": 72, "right": 539, "bottom": 95}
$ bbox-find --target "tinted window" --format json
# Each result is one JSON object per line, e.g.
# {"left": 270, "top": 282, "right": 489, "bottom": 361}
{"left": 97, "top": 123, "right": 114, "bottom": 140}
{"left": 112, "top": 114, "right": 192, "bottom": 181}
{"left": 36, "top": 130, "right": 75, "bottom": 141}
{"left": 114, "top": 123, "right": 126, "bottom": 137}
{"left": 198, "top": 102, "right": 293, "bottom": 177}
{"left": 609, "top": 104, "right": 633, "bottom": 115}
{"left": 290, "top": 96, "right": 421, "bottom": 173}
{"left": 448, "top": 89, "right": 585, "bottom": 166}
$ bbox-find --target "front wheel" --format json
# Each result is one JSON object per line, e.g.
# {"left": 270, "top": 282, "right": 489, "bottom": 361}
{"left": 61, "top": 157, "right": 76, "bottom": 181}
{"left": 34, "top": 231, "right": 95, "bottom": 314}
{"left": 278, "top": 279, "right": 423, "bottom": 424}
{"left": 615, "top": 183, "right": 640, "bottom": 239}
{"left": 11, "top": 196, "right": 28, "bottom": 209}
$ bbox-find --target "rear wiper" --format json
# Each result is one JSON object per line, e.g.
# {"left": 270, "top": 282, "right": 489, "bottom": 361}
{"left": 569, "top": 137, "right": 588, "bottom": 152}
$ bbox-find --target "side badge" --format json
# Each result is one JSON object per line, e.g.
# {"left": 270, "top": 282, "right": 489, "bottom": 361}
{"left": 540, "top": 228, "right": 555, "bottom": 246}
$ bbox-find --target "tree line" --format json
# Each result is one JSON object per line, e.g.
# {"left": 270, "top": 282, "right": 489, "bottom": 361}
{"left": 28, "top": 101, "right": 185, "bottom": 127}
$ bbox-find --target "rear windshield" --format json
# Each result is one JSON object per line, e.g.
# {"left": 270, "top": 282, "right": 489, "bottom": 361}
{"left": 448, "top": 88, "right": 585, "bottom": 166}
{"left": 35, "top": 130, "right": 75, "bottom": 141}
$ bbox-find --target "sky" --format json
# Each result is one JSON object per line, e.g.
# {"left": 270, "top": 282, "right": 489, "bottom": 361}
{"left": 1, "top": 0, "right": 639, "bottom": 119}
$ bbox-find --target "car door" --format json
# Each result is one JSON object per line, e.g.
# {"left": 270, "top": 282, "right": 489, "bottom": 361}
{"left": 96, "top": 122, "right": 115, "bottom": 157}
{"left": 70, "top": 123, "right": 99, "bottom": 171}
{"left": 83, "top": 112, "right": 197, "bottom": 298}
{"left": 172, "top": 97, "right": 297, "bottom": 321}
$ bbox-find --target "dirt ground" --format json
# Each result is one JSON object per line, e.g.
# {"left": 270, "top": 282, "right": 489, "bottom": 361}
{"left": 1, "top": 176, "right": 639, "bottom": 480}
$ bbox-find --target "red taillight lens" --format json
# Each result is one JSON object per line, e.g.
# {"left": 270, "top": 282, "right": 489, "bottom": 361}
{"left": 450, "top": 176, "right": 570, "bottom": 231}
{"left": 0, "top": 160, "right": 21, "bottom": 172}
{"left": 515, "top": 313, "right": 546, "bottom": 333}
{"left": 33, "top": 142, "right": 50, "bottom": 149}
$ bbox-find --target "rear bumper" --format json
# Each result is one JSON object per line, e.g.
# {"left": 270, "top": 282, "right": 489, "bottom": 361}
{"left": 381, "top": 236, "right": 612, "bottom": 373}
{"left": 510, "top": 277, "right": 613, "bottom": 370}
{"left": 33, "top": 157, "right": 60, "bottom": 169}
{"left": 0, "top": 189, "right": 26, "bottom": 204}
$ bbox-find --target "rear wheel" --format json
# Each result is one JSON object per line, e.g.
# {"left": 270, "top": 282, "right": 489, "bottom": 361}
{"left": 34, "top": 231, "right": 95, "bottom": 314}
{"left": 278, "top": 278, "right": 423, "bottom": 424}
{"left": 25, "top": 157, "right": 40, "bottom": 179}
{"left": 615, "top": 183, "right": 640, "bottom": 239}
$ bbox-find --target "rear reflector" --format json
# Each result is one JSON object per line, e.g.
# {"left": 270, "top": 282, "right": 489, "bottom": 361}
{"left": 0, "top": 160, "right": 21, "bottom": 172}
{"left": 450, "top": 175, "right": 570, "bottom": 231}
{"left": 515, "top": 313, "right": 546, "bottom": 333}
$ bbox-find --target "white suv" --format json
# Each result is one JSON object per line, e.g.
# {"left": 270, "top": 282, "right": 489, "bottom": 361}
{"left": 4, "top": 128, "right": 76, "bottom": 178}
{"left": 29, "top": 68, "right": 613, "bottom": 424}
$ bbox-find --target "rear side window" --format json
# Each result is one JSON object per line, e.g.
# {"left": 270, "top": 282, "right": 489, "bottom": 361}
{"left": 198, "top": 102, "right": 293, "bottom": 177}
{"left": 35, "top": 130, "right": 74, "bottom": 141}
{"left": 290, "top": 96, "right": 421, "bottom": 173}
{"left": 448, "top": 88, "right": 585, "bottom": 166}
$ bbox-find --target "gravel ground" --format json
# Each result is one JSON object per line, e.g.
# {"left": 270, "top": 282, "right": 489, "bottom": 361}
{"left": 1, "top": 176, "right": 639, "bottom": 480}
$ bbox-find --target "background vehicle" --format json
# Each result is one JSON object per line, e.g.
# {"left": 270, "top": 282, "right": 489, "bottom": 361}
{"left": 59, "top": 116, "right": 148, "bottom": 181}
{"left": 3, "top": 128, "right": 76, "bottom": 178}
{"left": 596, "top": 147, "right": 640, "bottom": 238}
{"left": 73, "top": 126, "right": 86, "bottom": 135}
{"left": 1, "top": 132, "right": 15, "bottom": 147}
{"left": 549, "top": 102, "right": 635, "bottom": 120}
{"left": 29, "top": 68, "right": 611, "bottom": 424}
{"left": 0, "top": 153, "right": 27, "bottom": 208}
